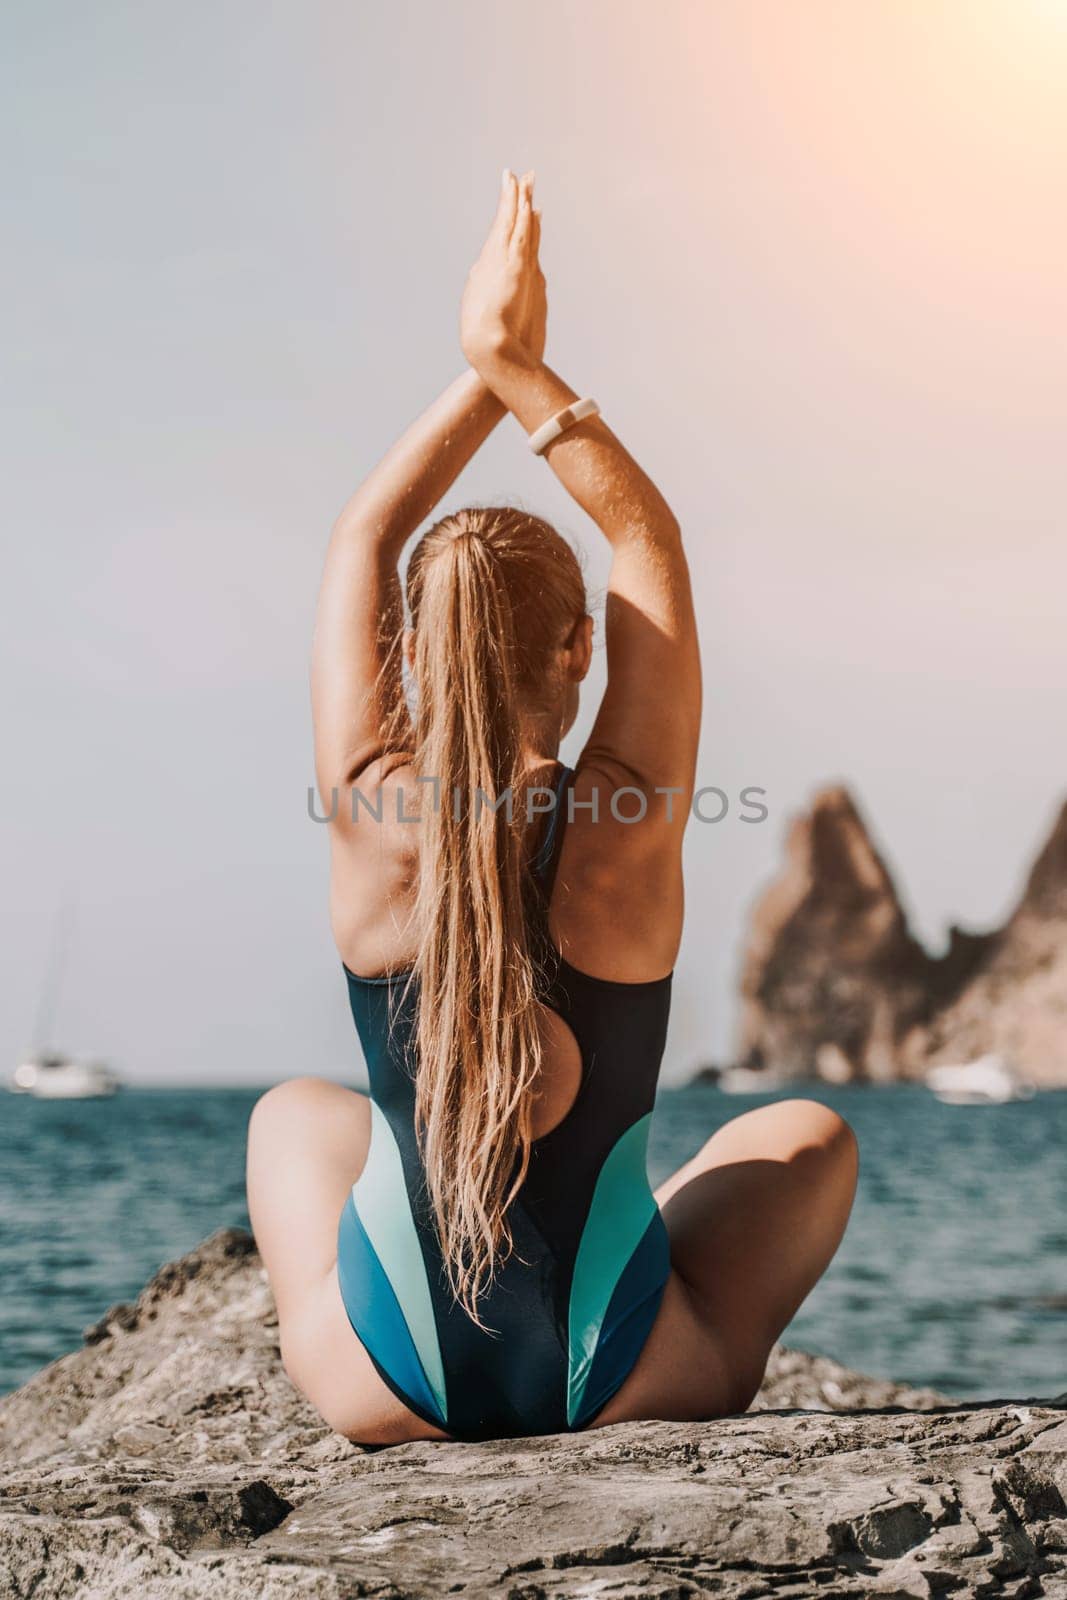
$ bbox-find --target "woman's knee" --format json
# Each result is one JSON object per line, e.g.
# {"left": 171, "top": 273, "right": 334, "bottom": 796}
{"left": 771, "top": 1098, "right": 857, "bottom": 1170}
{"left": 248, "top": 1080, "right": 312, "bottom": 1166}
{"left": 249, "top": 1078, "right": 364, "bottom": 1159}
{"left": 251, "top": 1076, "right": 334, "bottom": 1126}
{"left": 773, "top": 1100, "right": 859, "bottom": 1230}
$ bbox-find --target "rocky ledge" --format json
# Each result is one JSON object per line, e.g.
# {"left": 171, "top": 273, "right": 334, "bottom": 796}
{"left": 1, "top": 1230, "right": 1065, "bottom": 1599}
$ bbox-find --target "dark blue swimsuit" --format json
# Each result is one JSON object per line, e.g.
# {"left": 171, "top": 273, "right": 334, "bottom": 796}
{"left": 337, "top": 764, "right": 672, "bottom": 1441}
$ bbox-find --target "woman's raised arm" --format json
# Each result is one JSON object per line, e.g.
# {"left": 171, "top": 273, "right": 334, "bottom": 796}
{"left": 461, "top": 176, "right": 702, "bottom": 816}
{"left": 312, "top": 371, "right": 504, "bottom": 810}
{"left": 313, "top": 173, "right": 556, "bottom": 811}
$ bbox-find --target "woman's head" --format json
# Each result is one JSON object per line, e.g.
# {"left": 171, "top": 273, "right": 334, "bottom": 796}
{"left": 406, "top": 506, "right": 591, "bottom": 749}
{"left": 400, "top": 506, "right": 589, "bottom": 1321}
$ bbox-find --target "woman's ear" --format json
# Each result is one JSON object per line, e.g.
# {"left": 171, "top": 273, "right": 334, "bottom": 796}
{"left": 565, "top": 614, "right": 594, "bottom": 684}
{"left": 403, "top": 628, "right": 416, "bottom": 671}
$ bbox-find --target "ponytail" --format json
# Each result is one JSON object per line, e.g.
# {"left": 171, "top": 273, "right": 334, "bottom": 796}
{"left": 404, "top": 507, "right": 584, "bottom": 1321}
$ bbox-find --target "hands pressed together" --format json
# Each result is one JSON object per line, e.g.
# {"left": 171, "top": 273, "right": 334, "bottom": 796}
{"left": 460, "top": 169, "right": 547, "bottom": 377}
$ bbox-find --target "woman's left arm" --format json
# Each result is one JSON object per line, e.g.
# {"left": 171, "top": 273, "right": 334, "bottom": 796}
{"left": 312, "top": 370, "right": 504, "bottom": 811}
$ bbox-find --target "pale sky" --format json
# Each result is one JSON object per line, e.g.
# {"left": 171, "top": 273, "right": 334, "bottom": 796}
{"left": 2, "top": 2, "right": 1065, "bottom": 1085}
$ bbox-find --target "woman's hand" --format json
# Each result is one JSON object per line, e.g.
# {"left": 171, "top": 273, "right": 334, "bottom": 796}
{"left": 461, "top": 170, "right": 546, "bottom": 373}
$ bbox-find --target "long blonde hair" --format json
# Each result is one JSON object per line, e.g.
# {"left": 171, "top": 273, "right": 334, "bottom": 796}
{"left": 402, "top": 506, "right": 586, "bottom": 1321}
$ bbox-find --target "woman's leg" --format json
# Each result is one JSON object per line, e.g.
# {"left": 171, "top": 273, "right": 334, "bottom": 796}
{"left": 592, "top": 1098, "right": 859, "bottom": 1426}
{"left": 246, "top": 1076, "right": 448, "bottom": 1445}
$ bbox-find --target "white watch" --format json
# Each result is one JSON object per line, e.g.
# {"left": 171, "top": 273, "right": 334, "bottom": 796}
{"left": 528, "top": 398, "right": 601, "bottom": 456}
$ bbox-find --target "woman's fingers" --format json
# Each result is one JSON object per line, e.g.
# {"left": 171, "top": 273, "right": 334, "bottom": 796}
{"left": 494, "top": 168, "right": 518, "bottom": 245}
{"left": 511, "top": 171, "right": 535, "bottom": 255}
{"left": 531, "top": 207, "right": 542, "bottom": 265}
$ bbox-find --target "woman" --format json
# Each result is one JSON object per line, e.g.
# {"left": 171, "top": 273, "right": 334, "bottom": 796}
{"left": 247, "top": 171, "right": 857, "bottom": 1445}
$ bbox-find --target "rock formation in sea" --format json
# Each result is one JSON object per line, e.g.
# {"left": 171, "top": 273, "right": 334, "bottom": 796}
{"left": 733, "top": 786, "right": 1067, "bottom": 1086}
{"left": 913, "top": 800, "right": 1067, "bottom": 1083}
{"left": 2, "top": 1229, "right": 1066, "bottom": 1598}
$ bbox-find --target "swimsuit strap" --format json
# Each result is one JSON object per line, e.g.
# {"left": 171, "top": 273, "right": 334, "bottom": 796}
{"left": 530, "top": 762, "right": 572, "bottom": 883}
{"left": 537, "top": 764, "right": 575, "bottom": 897}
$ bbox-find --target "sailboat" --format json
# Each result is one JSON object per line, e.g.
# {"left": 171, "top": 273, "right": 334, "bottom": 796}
{"left": 9, "top": 1052, "right": 119, "bottom": 1098}
{"left": 6, "top": 895, "right": 121, "bottom": 1099}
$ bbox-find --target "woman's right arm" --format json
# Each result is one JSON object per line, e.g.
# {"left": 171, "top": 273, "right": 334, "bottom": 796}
{"left": 462, "top": 175, "right": 701, "bottom": 977}
{"left": 463, "top": 179, "right": 702, "bottom": 813}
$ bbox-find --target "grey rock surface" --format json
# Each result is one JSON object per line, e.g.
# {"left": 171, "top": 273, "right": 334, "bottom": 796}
{"left": 1, "top": 1229, "right": 1065, "bottom": 1598}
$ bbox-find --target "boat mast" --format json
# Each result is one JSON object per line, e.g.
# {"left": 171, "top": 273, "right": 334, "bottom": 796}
{"left": 30, "top": 893, "right": 75, "bottom": 1055}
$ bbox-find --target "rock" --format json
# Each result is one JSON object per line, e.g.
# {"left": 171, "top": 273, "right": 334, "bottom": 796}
{"left": 909, "top": 801, "right": 1067, "bottom": 1085}
{"left": 735, "top": 788, "right": 966, "bottom": 1083}
{"left": 1, "top": 1230, "right": 1064, "bottom": 1597}
{"left": 735, "top": 785, "right": 1067, "bottom": 1085}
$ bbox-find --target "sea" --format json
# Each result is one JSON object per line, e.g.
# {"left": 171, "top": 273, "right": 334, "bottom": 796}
{"left": 1, "top": 1083, "right": 1064, "bottom": 1401}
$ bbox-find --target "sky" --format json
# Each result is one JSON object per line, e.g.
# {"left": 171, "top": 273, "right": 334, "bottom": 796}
{"left": 2, "top": 1, "right": 1066, "bottom": 1086}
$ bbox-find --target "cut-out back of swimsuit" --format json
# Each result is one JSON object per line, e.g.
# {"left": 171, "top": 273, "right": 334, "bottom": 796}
{"left": 337, "top": 763, "right": 673, "bottom": 1441}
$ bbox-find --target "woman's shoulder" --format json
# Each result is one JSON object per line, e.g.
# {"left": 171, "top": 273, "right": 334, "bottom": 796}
{"left": 545, "top": 755, "right": 686, "bottom": 984}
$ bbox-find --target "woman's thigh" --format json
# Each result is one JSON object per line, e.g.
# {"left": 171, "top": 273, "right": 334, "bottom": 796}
{"left": 591, "top": 1098, "right": 859, "bottom": 1427}
{"left": 245, "top": 1076, "right": 447, "bottom": 1444}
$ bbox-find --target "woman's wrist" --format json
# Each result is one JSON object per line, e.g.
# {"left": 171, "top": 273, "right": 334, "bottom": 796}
{"left": 466, "top": 333, "right": 541, "bottom": 389}
{"left": 464, "top": 364, "right": 508, "bottom": 420}
{"left": 472, "top": 353, "right": 579, "bottom": 441}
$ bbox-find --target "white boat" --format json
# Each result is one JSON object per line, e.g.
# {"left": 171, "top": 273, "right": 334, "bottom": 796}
{"left": 716, "top": 1065, "right": 789, "bottom": 1095}
{"left": 8, "top": 1052, "right": 120, "bottom": 1099}
{"left": 925, "top": 1053, "right": 1034, "bottom": 1106}
{"left": 9, "top": 897, "right": 122, "bottom": 1099}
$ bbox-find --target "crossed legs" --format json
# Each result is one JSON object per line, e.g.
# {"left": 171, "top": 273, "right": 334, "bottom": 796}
{"left": 592, "top": 1098, "right": 859, "bottom": 1426}
{"left": 245, "top": 1077, "right": 447, "bottom": 1445}
{"left": 248, "top": 1084, "right": 857, "bottom": 1440}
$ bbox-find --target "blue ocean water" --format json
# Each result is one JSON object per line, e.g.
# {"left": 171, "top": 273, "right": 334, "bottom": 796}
{"left": 1, "top": 1084, "right": 1064, "bottom": 1400}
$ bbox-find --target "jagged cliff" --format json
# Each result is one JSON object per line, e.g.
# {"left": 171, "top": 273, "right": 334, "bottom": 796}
{"left": 911, "top": 800, "right": 1067, "bottom": 1083}
{"left": 735, "top": 788, "right": 1067, "bottom": 1085}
